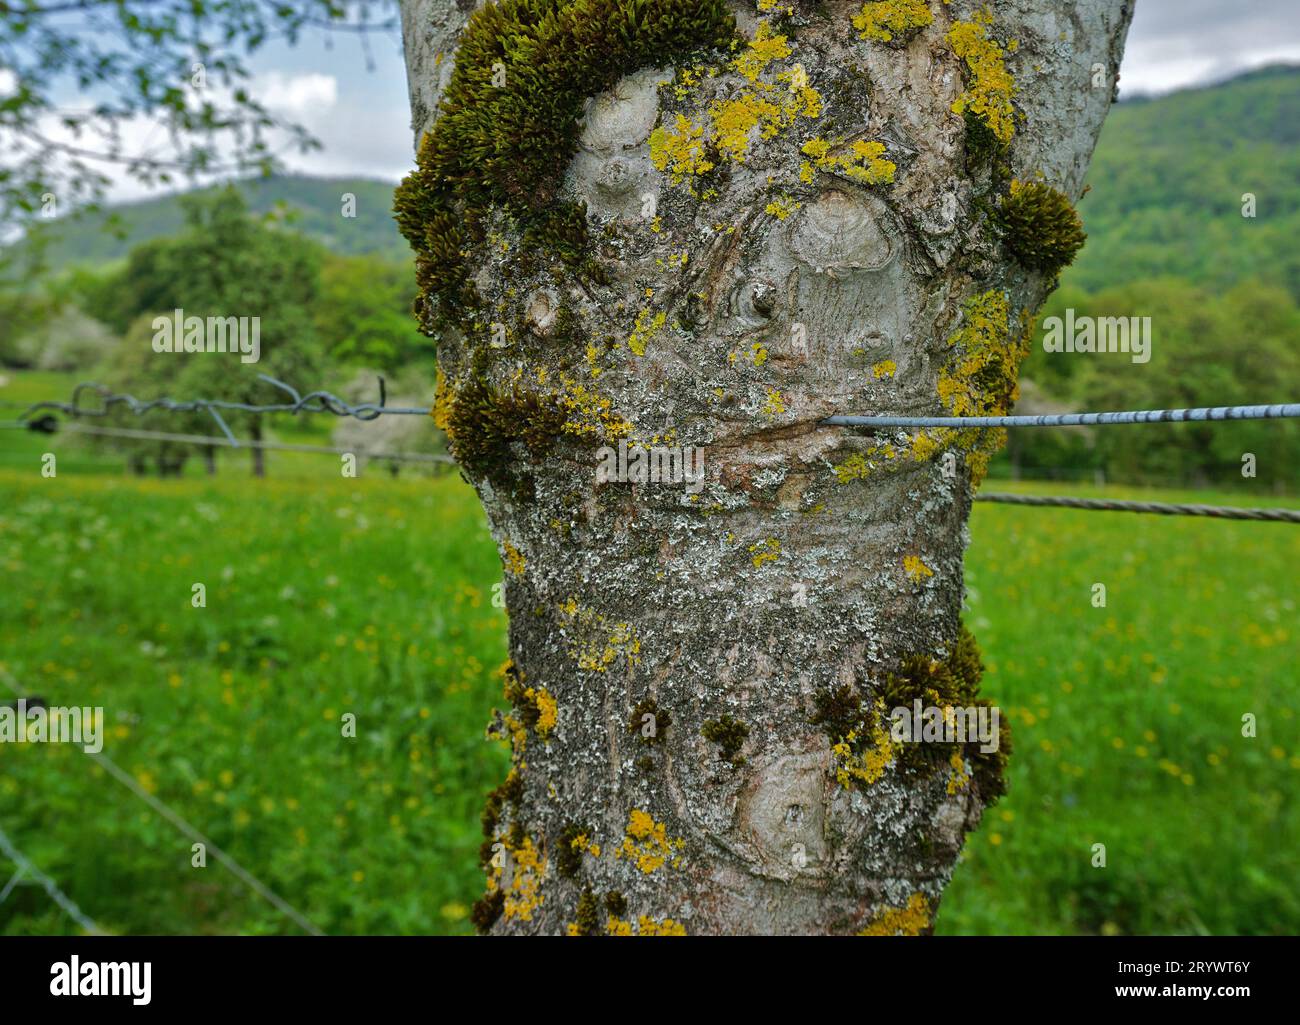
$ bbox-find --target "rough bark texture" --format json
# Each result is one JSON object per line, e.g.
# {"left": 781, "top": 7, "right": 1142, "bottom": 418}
{"left": 398, "top": 0, "right": 1133, "bottom": 935}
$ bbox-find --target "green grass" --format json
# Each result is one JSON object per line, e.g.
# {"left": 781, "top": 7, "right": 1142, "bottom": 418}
{"left": 0, "top": 468, "right": 509, "bottom": 935}
{"left": 1, "top": 384, "right": 1297, "bottom": 935}
{"left": 940, "top": 483, "right": 1300, "bottom": 935}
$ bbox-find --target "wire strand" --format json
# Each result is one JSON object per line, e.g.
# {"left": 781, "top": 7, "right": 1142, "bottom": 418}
{"left": 821, "top": 403, "right": 1300, "bottom": 428}
{"left": 0, "top": 668, "right": 326, "bottom": 937}
{"left": 5, "top": 420, "right": 455, "bottom": 465}
{"left": 974, "top": 492, "right": 1300, "bottom": 523}
{"left": 0, "top": 822, "right": 104, "bottom": 935}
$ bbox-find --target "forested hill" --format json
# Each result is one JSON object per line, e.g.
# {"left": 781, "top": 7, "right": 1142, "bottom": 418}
{"left": 1072, "top": 63, "right": 1300, "bottom": 299}
{"left": 20, "top": 175, "right": 409, "bottom": 269}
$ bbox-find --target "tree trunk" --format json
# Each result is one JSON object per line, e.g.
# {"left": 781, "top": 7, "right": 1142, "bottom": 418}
{"left": 398, "top": 0, "right": 1133, "bottom": 936}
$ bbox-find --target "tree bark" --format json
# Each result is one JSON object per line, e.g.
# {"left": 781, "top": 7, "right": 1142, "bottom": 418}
{"left": 399, "top": 0, "right": 1133, "bottom": 936}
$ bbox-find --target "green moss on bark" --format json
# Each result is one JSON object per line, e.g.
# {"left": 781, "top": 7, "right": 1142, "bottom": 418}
{"left": 811, "top": 628, "right": 1011, "bottom": 805}
{"left": 444, "top": 375, "right": 567, "bottom": 480}
{"left": 628, "top": 697, "right": 671, "bottom": 745}
{"left": 879, "top": 628, "right": 1011, "bottom": 804}
{"left": 995, "top": 180, "right": 1086, "bottom": 275}
{"left": 393, "top": 0, "right": 736, "bottom": 327}
{"left": 701, "top": 714, "right": 749, "bottom": 765}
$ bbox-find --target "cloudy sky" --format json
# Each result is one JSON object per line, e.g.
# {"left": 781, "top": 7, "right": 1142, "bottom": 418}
{"left": 17, "top": 0, "right": 1300, "bottom": 202}
{"left": 273, "top": 0, "right": 1300, "bottom": 185}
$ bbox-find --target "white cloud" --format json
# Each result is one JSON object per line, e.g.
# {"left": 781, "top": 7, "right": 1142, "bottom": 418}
{"left": 0, "top": 69, "right": 17, "bottom": 97}
{"left": 1119, "top": 0, "right": 1300, "bottom": 95}
{"left": 255, "top": 71, "right": 338, "bottom": 116}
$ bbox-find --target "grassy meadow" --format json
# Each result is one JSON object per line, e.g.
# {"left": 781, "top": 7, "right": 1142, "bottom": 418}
{"left": 1, "top": 371, "right": 1297, "bottom": 936}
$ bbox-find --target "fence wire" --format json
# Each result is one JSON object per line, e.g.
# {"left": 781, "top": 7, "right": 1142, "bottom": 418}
{"left": 2, "top": 419, "right": 455, "bottom": 466}
{"left": 822, "top": 402, "right": 1300, "bottom": 428}
{"left": 0, "top": 822, "right": 104, "bottom": 935}
{"left": 1, "top": 668, "right": 325, "bottom": 937}
{"left": 975, "top": 493, "right": 1300, "bottom": 523}
{"left": 6, "top": 378, "right": 1300, "bottom": 522}
{"left": 17, "top": 374, "right": 431, "bottom": 446}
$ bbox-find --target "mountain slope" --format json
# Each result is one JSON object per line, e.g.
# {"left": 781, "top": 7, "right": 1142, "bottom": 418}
{"left": 1069, "top": 64, "right": 1300, "bottom": 298}
{"left": 22, "top": 176, "right": 408, "bottom": 269}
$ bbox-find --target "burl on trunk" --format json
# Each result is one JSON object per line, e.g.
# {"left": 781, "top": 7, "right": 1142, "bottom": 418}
{"left": 395, "top": 0, "right": 1133, "bottom": 935}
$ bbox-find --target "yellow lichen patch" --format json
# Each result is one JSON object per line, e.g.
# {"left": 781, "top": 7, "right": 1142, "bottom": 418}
{"left": 604, "top": 914, "right": 687, "bottom": 936}
{"left": 872, "top": 359, "right": 897, "bottom": 379}
{"left": 653, "top": 19, "right": 822, "bottom": 187}
{"left": 765, "top": 195, "right": 801, "bottom": 220}
{"left": 528, "top": 686, "right": 558, "bottom": 737}
{"left": 936, "top": 290, "right": 1032, "bottom": 485}
{"left": 671, "top": 64, "right": 703, "bottom": 102}
{"left": 800, "top": 137, "right": 895, "bottom": 185}
{"left": 559, "top": 597, "right": 643, "bottom": 673}
{"left": 501, "top": 540, "right": 526, "bottom": 578}
{"left": 833, "top": 437, "right": 910, "bottom": 483}
{"left": 570, "top": 832, "right": 601, "bottom": 859}
{"left": 649, "top": 113, "right": 714, "bottom": 183}
{"left": 851, "top": 0, "right": 934, "bottom": 43}
{"left": 947, "top": 7, "right": 1017, "bottom": 144}
{"left": 432, "top": 367, "right": 454, "bottom": 431}
{"left": 501, "top": 835, "right": 546, "bottom": 922}
{"left": 750, "top": 341, "right": 769, "bottom": 367}
{"left": 831, "top": 705, "right": 896, "bottom": 787}
{"left": 749, "top": 537, "right": 781, "bottom": 568}
{"left": 858, "top": 893, "right": 931, "bottom": 936}
{"left": 733, "top": 19, "right": 791, "bottom": 81}
{"left": 946, "top": 747, "right": 971, "bottom": 794}
{"left": 616, "top": 809, "right": 686, "bottom": 874}
{"left": 709, "top": 90, "right": 787, "bottom": 161}
{"left": 762, "top": 388, "right": 786, "bottom": 417}
{"left": 639, "top": 915, "right": 688, "bottom": 935}
{"left": 776, "top": 67, "right": 823, "bottom": 118}
{"left": 906, "top": 429, "right": 946, "bottom": 463}
{"left": 628, "top": 308, "right": 667, "bottom": 357}
{"left": 834, "top": 452, "right": 872, "bottom": 484}
{"left": 939, "top": 292, "right": 1016, "bottom": 418}
{"left": 903, "top": 555, "right": 934, "bottom": 583}
{"left": 558, "top": 377, "right": 634, "bottom": 440}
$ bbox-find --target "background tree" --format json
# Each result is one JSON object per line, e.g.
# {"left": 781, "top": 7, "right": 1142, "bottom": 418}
{"left": 1017, "top": 278, "right": 1300, "bottom": 489}
{"left": 91, "top": 313, "right": 216, "bottom": 476}
{"left": 94, "top": 187, "right": 327, "bottom": 475}
{"left": 315, "top": 253, "right": 436, "bottom": 373}
{"left": 396, "top": 0, "right": 1134, "bottom": 935}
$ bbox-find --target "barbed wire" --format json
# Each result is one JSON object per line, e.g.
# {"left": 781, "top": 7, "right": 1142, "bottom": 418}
{"left": 975, "top": 493, "right": 1300, "bottom": 523}
{"left": 1, "top": 667, "right": 326, "bottom": 937}
{"left": 0, "top": 822, "right": 104, "bottom": 935}
{"left": 17, "top": 374, "right": 432, "bottom": 446}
